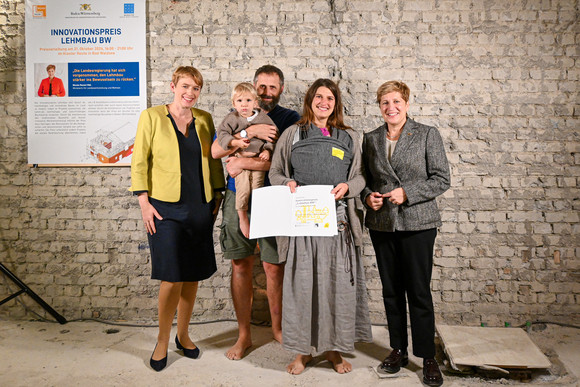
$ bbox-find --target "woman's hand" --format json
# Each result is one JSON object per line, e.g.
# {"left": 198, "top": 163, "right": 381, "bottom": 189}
{"left": 365, "top": 192, "right": 385, "bottom": 211}
{"left": 138, "top": 193, "right": 163, "bottom": 234}
{"left": 332, "top": 183, "right": 349, "bottom": 200}
{"left": 212, "top": 195, "right": 223, "bottom": 225}
{"left": 384, "top": 188, "right": 407, "bottom": 205}
{"left": 287, "top": 180, "right": 298, "bottom": 193}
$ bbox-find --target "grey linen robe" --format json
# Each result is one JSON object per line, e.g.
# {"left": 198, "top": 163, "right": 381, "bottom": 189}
{"left": 269, "top": 124, "right": 373, "bottom": 354}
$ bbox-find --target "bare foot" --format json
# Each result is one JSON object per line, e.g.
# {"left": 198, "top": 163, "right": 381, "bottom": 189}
{"left": 238, "top": 211, "right": 250, "bottom": 238}
{"left": 225, "top": 337, "right": 252, "bottom": 360}
{"left": 325, "top": 351, "right": 352, "bottom": 374}
{"left": 286, "top": 354, "right": 313, "bottom": 375}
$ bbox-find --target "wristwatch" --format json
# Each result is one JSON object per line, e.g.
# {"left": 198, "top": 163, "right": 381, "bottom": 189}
{"left": 240, "top": 129, "right": 248, "bottom": 138}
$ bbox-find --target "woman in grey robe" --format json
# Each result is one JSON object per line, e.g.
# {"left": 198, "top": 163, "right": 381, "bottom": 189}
{"left": 269, "top": 78, "right": 372, "bottom": 375}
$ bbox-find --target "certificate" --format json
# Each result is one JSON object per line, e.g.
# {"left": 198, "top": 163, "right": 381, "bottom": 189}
{"left": 249, "top": 185, "right": 338, "bottom": 239}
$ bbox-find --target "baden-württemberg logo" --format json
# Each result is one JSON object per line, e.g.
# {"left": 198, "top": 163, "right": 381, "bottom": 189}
{"left": 70, "top": 3, "right": 101, "bottom": 16}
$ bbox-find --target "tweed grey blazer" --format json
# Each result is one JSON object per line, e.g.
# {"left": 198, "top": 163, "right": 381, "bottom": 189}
{"left": 361, "top": 118, "right": 450, "bottom": 232}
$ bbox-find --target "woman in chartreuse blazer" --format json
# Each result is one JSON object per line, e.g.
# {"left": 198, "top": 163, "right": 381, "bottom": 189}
{"left": 129, "top": 66, "right": 224, "bottom": 372}
{"left": 361, "top": 80, "right": 450, "bottom": 387}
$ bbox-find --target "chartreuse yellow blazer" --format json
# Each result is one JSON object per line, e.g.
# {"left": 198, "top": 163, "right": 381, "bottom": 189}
{"left": 129, "top": 105, "right": 225, "bottom": 202}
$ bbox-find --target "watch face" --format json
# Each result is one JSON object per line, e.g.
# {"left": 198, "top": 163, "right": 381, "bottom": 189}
{"left": 241, "top": 130, "right": 247, "bottom": 138}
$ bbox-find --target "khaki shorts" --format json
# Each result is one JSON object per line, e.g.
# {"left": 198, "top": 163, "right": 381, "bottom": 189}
{"left": 219, "top": 189, "right": 283, "bottom": 264}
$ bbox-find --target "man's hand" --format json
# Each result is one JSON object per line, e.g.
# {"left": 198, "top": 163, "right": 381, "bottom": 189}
{"left": 246, "top": 124, "right": 278, "bottom": 142}
{"left": 224, "top": 155, "right": 271, "bottom": 177}
{"left": 225, "top": 157, "right": 244, "bottom": 178}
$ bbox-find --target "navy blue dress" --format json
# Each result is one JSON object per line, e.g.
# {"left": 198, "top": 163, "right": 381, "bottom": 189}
{"left": 148, "top": 115, "right": 217, "bottom": 282}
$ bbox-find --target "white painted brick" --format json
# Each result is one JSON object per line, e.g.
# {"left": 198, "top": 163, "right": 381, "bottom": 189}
{"left": 0, "top": 0, "right": 576, "bottom": 326}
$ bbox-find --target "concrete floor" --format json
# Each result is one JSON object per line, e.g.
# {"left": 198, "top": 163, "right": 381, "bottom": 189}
{"left": 0, "top": 319, "right": 578, "bottom": 386}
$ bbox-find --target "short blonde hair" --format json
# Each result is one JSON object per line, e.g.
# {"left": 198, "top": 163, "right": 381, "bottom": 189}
{"left": 172, "top": 66, "right": 203, "bottom": 89}
{"left": 376, "top": 81, "right": 410, "bottom": 104}
{"left": 231, "top": 82, "right": 258, "bottom": 102}
{"left": 232, "top": 82, "right": 260, "bottom": 103}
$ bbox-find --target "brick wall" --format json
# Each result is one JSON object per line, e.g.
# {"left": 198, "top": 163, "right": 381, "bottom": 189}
{"left": 0, "top": 0, "right": 578, "bottom": 326}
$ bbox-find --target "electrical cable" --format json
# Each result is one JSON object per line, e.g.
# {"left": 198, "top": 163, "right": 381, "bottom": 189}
{"left": 2, "top": 272, "right": 579, "bottom": 330}
{"left": 0, "top": 272, "right": 275, "bottom": 328}
{"left": 517, "top": 321, "right": 580, "bottom": 330}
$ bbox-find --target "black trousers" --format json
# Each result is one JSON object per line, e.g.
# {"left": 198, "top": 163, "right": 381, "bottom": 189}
{"left": 369, "top": 228, "right": 437, "bottom": 358}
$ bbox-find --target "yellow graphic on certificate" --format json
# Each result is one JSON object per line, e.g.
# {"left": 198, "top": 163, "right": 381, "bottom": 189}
{"left": 294, "top": 205, "right": 330, "bottom": 227}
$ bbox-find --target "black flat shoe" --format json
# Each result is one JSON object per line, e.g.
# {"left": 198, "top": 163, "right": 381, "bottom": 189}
{"left": 175, "top": 335, "right": 200, "bottom": 359}
{"left": 378, "top": 348, "right": 409, "bottom": 374}
{"left": 150, "top": 344, "right": 167, "bottom": 372}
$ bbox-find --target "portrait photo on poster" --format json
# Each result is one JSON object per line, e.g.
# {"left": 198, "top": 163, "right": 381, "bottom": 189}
{"left": 35, "top": 62, "right": 68, "bottom": 97}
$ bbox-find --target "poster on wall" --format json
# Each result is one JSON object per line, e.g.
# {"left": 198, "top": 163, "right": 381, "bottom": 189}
{"left": 25, "top": 0, "right": 146, "bottom": 166}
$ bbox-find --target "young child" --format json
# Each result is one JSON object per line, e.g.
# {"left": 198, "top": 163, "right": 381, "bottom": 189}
{"left": 216, "top": 82, "right": 278, "bottom": 238}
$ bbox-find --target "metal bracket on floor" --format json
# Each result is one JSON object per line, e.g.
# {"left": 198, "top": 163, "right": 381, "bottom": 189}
{"left": 0, "top": 262, "right": 67, "bottom": 324}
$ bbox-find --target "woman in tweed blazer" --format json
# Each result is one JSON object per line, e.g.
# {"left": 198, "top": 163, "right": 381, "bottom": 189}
{"left": 361, "top": 81, "right": 450, "bottom": 387}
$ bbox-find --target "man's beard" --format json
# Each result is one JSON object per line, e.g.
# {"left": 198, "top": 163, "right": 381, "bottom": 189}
{"left": 258, "top": 93, "right": 280, "bottom": 111}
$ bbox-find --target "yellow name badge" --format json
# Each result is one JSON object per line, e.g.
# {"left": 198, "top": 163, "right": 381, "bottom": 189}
{"left": 332, "top": 147, "right": 344, "bottom": 160}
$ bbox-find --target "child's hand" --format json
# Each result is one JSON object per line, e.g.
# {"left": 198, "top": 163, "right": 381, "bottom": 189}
{"left": 259, "top": 149, "right": 270, "bottom": 161}
{"left": 231, "top": 138, "right": 250, "bottom": 149}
